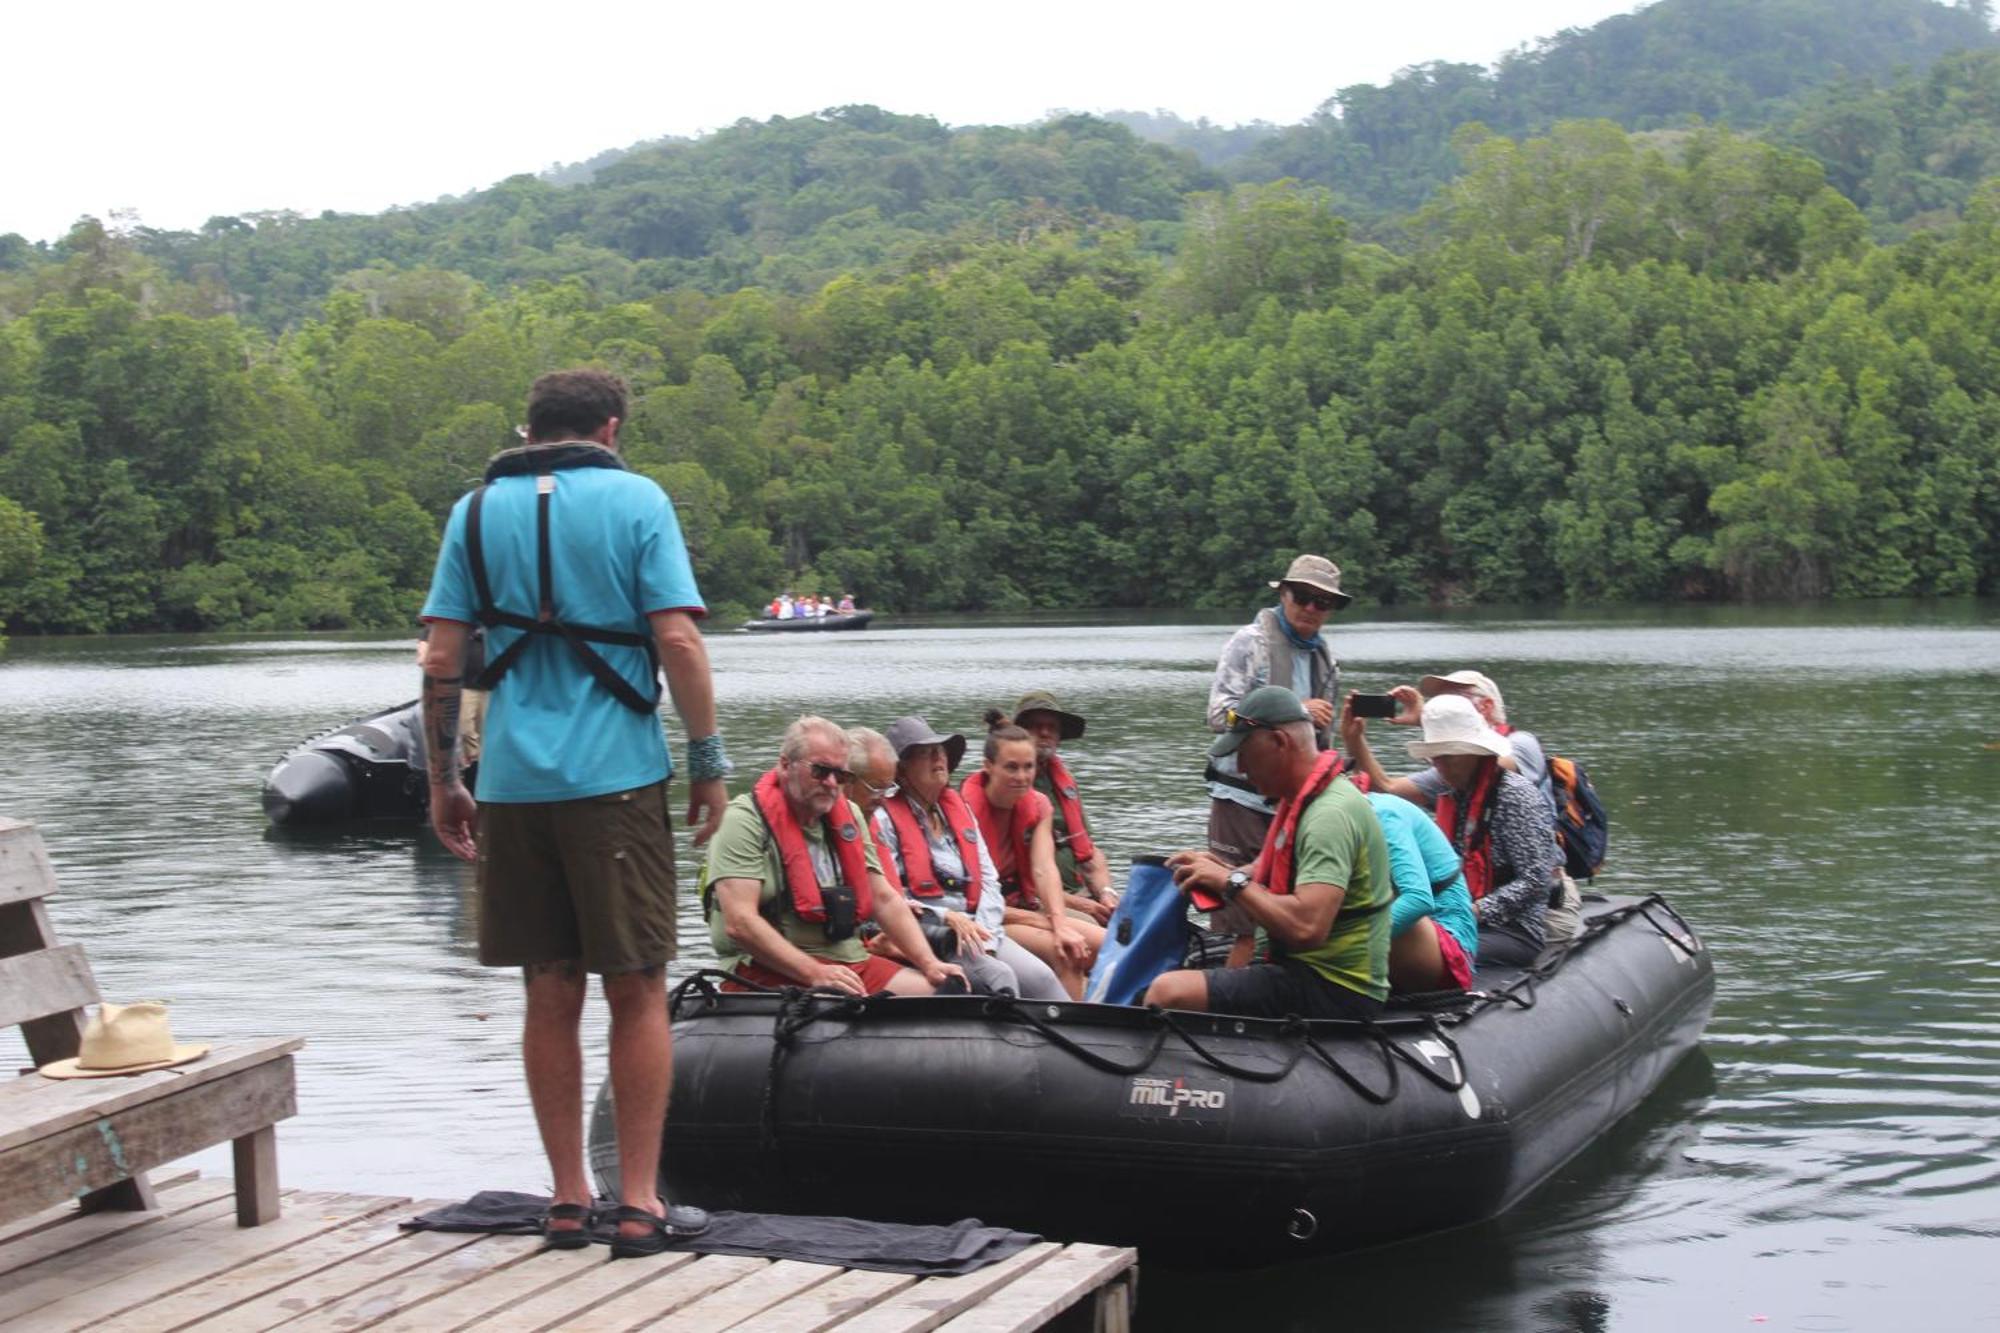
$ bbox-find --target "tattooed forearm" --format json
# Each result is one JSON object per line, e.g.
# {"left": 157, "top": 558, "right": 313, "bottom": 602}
{"left": 421, "top": 670, "right": 463, "bottom": 787}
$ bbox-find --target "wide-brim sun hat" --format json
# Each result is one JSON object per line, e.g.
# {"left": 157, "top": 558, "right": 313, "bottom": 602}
{"left": 1405, "top": 693, "right": 1512, "bottom": 761}
{"left": 884, "top": 715, "right": 967, "bottom": 773}
{"left": 1418, "top": 669, "right": 1503, "bottom": 712}
{"left": 1267, "top": 554, "right": 1353, "bottom": 610}
{"left": 39, "top": 1001, "right": 210, "bottom": 1079}
{"left": 1013, "top": 690, "right": 1085, "bottom": 741}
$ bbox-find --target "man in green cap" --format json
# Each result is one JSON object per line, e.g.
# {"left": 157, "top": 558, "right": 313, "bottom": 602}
{"left": 1012, "top": 690, "right": 1116, "bottom": 923}
{"left": 1147, "top": 685, "right": 1391, "bottom": 1020}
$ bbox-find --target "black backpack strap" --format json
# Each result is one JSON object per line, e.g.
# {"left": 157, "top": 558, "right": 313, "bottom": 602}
{"left": 461, "top": 474, "right": 662, "bottom": 714}
{"left": 466, "top": 484, "right": 497, "bottom": 622}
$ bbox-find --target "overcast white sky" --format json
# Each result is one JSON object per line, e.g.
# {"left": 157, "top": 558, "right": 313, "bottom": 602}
{"left": 6, "top": 0, "right": 1644, "bottom": 244}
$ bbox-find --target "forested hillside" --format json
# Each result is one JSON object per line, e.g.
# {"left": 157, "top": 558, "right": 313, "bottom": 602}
{"left": 1133, "top": 0, "right": 2000, "bottom": 226}
{"left": 2, "top": 0, "right": 1998, "bottom": 639}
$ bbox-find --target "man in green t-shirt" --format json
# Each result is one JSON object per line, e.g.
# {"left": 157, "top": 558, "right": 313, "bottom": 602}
{"left": 701, "top": 716, "right": 964, "bottom": 996}
{"left": 1145, "top": 686, "right": 1391, "bottom": 1021}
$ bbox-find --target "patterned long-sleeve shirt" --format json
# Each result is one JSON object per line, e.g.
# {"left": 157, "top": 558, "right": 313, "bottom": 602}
{"left": 1479, "top": 770, "right": 1559, "bottom": 943}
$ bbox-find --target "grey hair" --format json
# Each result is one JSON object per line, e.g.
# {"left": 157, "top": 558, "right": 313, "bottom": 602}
{"left": 846, "top": 726, "right": 894, "bottom": 773}
{"left": 1277, "top": 719, "right": 1317, "bottom": 748}
{"left": 779, "top": 715, "right": 848, "bottom": 762}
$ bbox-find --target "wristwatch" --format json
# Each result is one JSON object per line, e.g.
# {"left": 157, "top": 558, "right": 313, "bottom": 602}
{"left": 1223, "top": 870, "right": 1251, "bottom": 902}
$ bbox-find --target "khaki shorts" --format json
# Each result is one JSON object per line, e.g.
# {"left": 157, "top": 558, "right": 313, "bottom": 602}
{"left": 1206, "top": 797, "right": 1273, "bottom": 937}
{"left": 475, "top": 782, "right": 678, "bottom": 974}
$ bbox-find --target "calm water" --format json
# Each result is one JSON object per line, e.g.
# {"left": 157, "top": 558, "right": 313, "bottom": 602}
{"left": 2, "top": 605, "right": 1997, "bottom": 1330}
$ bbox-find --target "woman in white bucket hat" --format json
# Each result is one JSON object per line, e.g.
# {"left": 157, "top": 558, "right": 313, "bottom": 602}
{"left": 1344, "top": 694, "right": 1560, "bottom": 968}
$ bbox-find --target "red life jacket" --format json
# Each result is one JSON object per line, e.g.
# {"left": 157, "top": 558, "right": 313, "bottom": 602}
{"left": 1250, "top": 751, "right": 1349, "bottom": 895}
{"left": 866, "top": 815, "right": 905, "bottom": 894}
{"left": 961, "top": 773, "right": 1051, "bottom": 909}
{"left": 1434, "top": 757, "right": 1502, "bottom": 901}
{"left": 1041, "top": 755, "right": 1097, "bottom": 864}
{"left": 750, "top": 768, "right": 874, "bottom": 930}
{"left": 882, "top": 789, "right": 983, "bottom": 910}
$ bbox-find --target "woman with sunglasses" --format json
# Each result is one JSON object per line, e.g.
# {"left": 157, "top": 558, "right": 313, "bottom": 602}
{"left": 1204, "top": 554, "right": 1353, "bottom": 967}
{"left": 870, "top": 717, "right": 1068, "bottom": 1000}
{"left": 963, "top": 716, "right": 1102, "bottom": 998}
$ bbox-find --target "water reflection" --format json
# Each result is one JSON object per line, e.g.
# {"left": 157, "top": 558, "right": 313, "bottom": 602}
{"left": 1, "top": 605, "right": 1996, "bottom": 1327}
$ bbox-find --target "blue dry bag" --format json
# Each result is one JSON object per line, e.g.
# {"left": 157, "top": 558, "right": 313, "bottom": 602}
{"left": 1083, "top": 857, "right": 1193, "bottom": 1006}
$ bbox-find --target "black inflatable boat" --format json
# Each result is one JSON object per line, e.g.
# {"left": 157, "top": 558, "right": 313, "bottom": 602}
{"left": 261, "top": 701, "right": 440, "bottom": 825}
{"left": 590, "top": 893, "right": 1712, "bottom": 1266}
{"left": 740, "top": 610, "right": 875, "bottom": 633}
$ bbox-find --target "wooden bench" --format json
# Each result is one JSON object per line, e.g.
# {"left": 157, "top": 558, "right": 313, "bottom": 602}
{"left": 0, "top": 816, "right": 301, "bottom": 1228}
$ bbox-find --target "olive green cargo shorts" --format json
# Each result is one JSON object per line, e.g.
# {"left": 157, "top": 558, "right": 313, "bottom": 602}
{"left": 475, "top": 781, "right": 677, "bottom": 975}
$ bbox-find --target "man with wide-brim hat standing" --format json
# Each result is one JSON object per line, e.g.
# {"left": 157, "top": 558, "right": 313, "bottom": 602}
{"left": 1012, "top": 690, "right": 1116, "bottom": 923}
{"left": 1203, "top": 554, "right": 1352, "bottom": 966}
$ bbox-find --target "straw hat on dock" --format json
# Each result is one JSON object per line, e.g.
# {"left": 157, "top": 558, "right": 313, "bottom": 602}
{"left": 38, "top": 1001, "right": 209, "bottom": 1079}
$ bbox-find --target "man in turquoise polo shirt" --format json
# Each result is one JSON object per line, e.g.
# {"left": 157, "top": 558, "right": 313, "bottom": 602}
{"left": 420, "top": 369, "right": 728, "bottom": 1258}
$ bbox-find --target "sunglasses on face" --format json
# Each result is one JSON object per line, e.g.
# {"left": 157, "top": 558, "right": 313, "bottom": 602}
{"left": 1285, "top": 586, "right": 1340, "bottom": 612}
{"left": 857, "top": 777, "right": 900, "bottom": 799}
{"left": 806, "top": 761, "right": 855, "bottom": 784}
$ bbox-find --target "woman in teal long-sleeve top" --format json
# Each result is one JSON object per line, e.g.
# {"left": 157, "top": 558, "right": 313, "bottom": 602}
{"left": 1368, "top": 792, "right": 1480, "bottom": 992}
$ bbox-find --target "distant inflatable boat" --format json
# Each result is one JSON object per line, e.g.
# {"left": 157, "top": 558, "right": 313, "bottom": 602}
{"left": 740, "top": 611, "right": 875, "bottom": 633}
{"left": 261, "top": 701, "right": 444, "bottom": 825}
{"left": 591, "top": 893, "right": 1713, "bottom": 1266}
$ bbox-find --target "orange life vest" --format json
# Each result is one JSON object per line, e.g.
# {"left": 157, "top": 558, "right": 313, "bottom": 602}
{"left": 882, "top": 789, "right": 983, "bottom": 910}
{"left": 961, "top": 774, "right": 1051, "bottom": 909}
{"left": 1041, "top": 755, "right": 1097, "bottom": 864}
{"left": 1251, "top": 750, "right": 1350, "bottom": 895}
{"left": 1434, "top": 757, "right": 1501, "bottom": 902}
{"left": 751, "top": 767, "right": 874, "bottom": 936}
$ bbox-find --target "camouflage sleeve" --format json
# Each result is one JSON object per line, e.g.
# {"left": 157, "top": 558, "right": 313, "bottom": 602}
{"left": 1206, "top": 625, "right": 1265, "bottom": 732}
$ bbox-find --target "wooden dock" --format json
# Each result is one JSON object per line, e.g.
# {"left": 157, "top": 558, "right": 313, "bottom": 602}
{"left": 0, "top": 1172, "right": 1136, "bottom": 1331}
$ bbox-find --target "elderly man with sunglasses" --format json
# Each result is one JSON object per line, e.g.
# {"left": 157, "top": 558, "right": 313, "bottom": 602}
{"left": 1204, "top": 554, "right": 1352, "bottom": 967}
{"left": 700, "top": 716, "right": 964, "bottom": 996}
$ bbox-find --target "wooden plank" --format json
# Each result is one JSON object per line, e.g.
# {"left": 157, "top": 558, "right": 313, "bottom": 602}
{"left": 30, "top": 1192, "right": 401, "bottom": 1333}
{"left": 0, "top": 899, "right": 86, "bottom": 1066}
{"left": 932, "top": 1245, "right": 1137, "bottom": 1333}
{"left": 0, "top": 1175, "right": 232, "bottom": 1279}
{"left": 729, "top": 1266, "right": 921, "bottom": 1333}
{"left": 232, "top": 1124, "right": 281, "bottom": 1225}
{"left": 1093, "top": 1275, "right": 1135, "bottom": 1333}
{"left": 0, "top": 944, "right": 99, "bottom": 1029}
{"left": 0, "top": 1038, "right": 303, "bottom": 1151}
{"left": 182, "top": 1206, "right": 494, "bottom": 1333}
{"left": 0, "top": 1188, "right": 325, "bottom": 1325}
{"left": 459, "top": 1252, "right": 704, "bottom": 1333}
{"left": 833, "top": 1244, "right": 1066, "bottom": 1333}
{"left": 643, "top": 1258, "right": 843, "bottom": 1333}
{"left": 564, "top": 1254, "right": 769, "bottom": 1333}
{"left": 0, "top": 1055, "right": 296, "bottom": 1219}
{"left": 0, "top": 819, "right": 58, "bottom": 909}
{"left": 357, "top": 1244, "right": 675, "bottom": 1333}
{"left": 270, "top": 1230, "right": 544, "bottom": 1331}
{"left": 98, "top": 1194, "right": 429, "bottom": 1333}
{"left": 77, "top": 1172, "right": 159, "bottom": 1216}
{"left": 0, "top": 1166, "right": 196, "bottom": 1248}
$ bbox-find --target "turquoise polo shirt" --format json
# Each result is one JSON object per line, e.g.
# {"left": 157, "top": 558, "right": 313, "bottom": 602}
{"left": 421, "top": 463, "right": 704, "bottom": 803}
